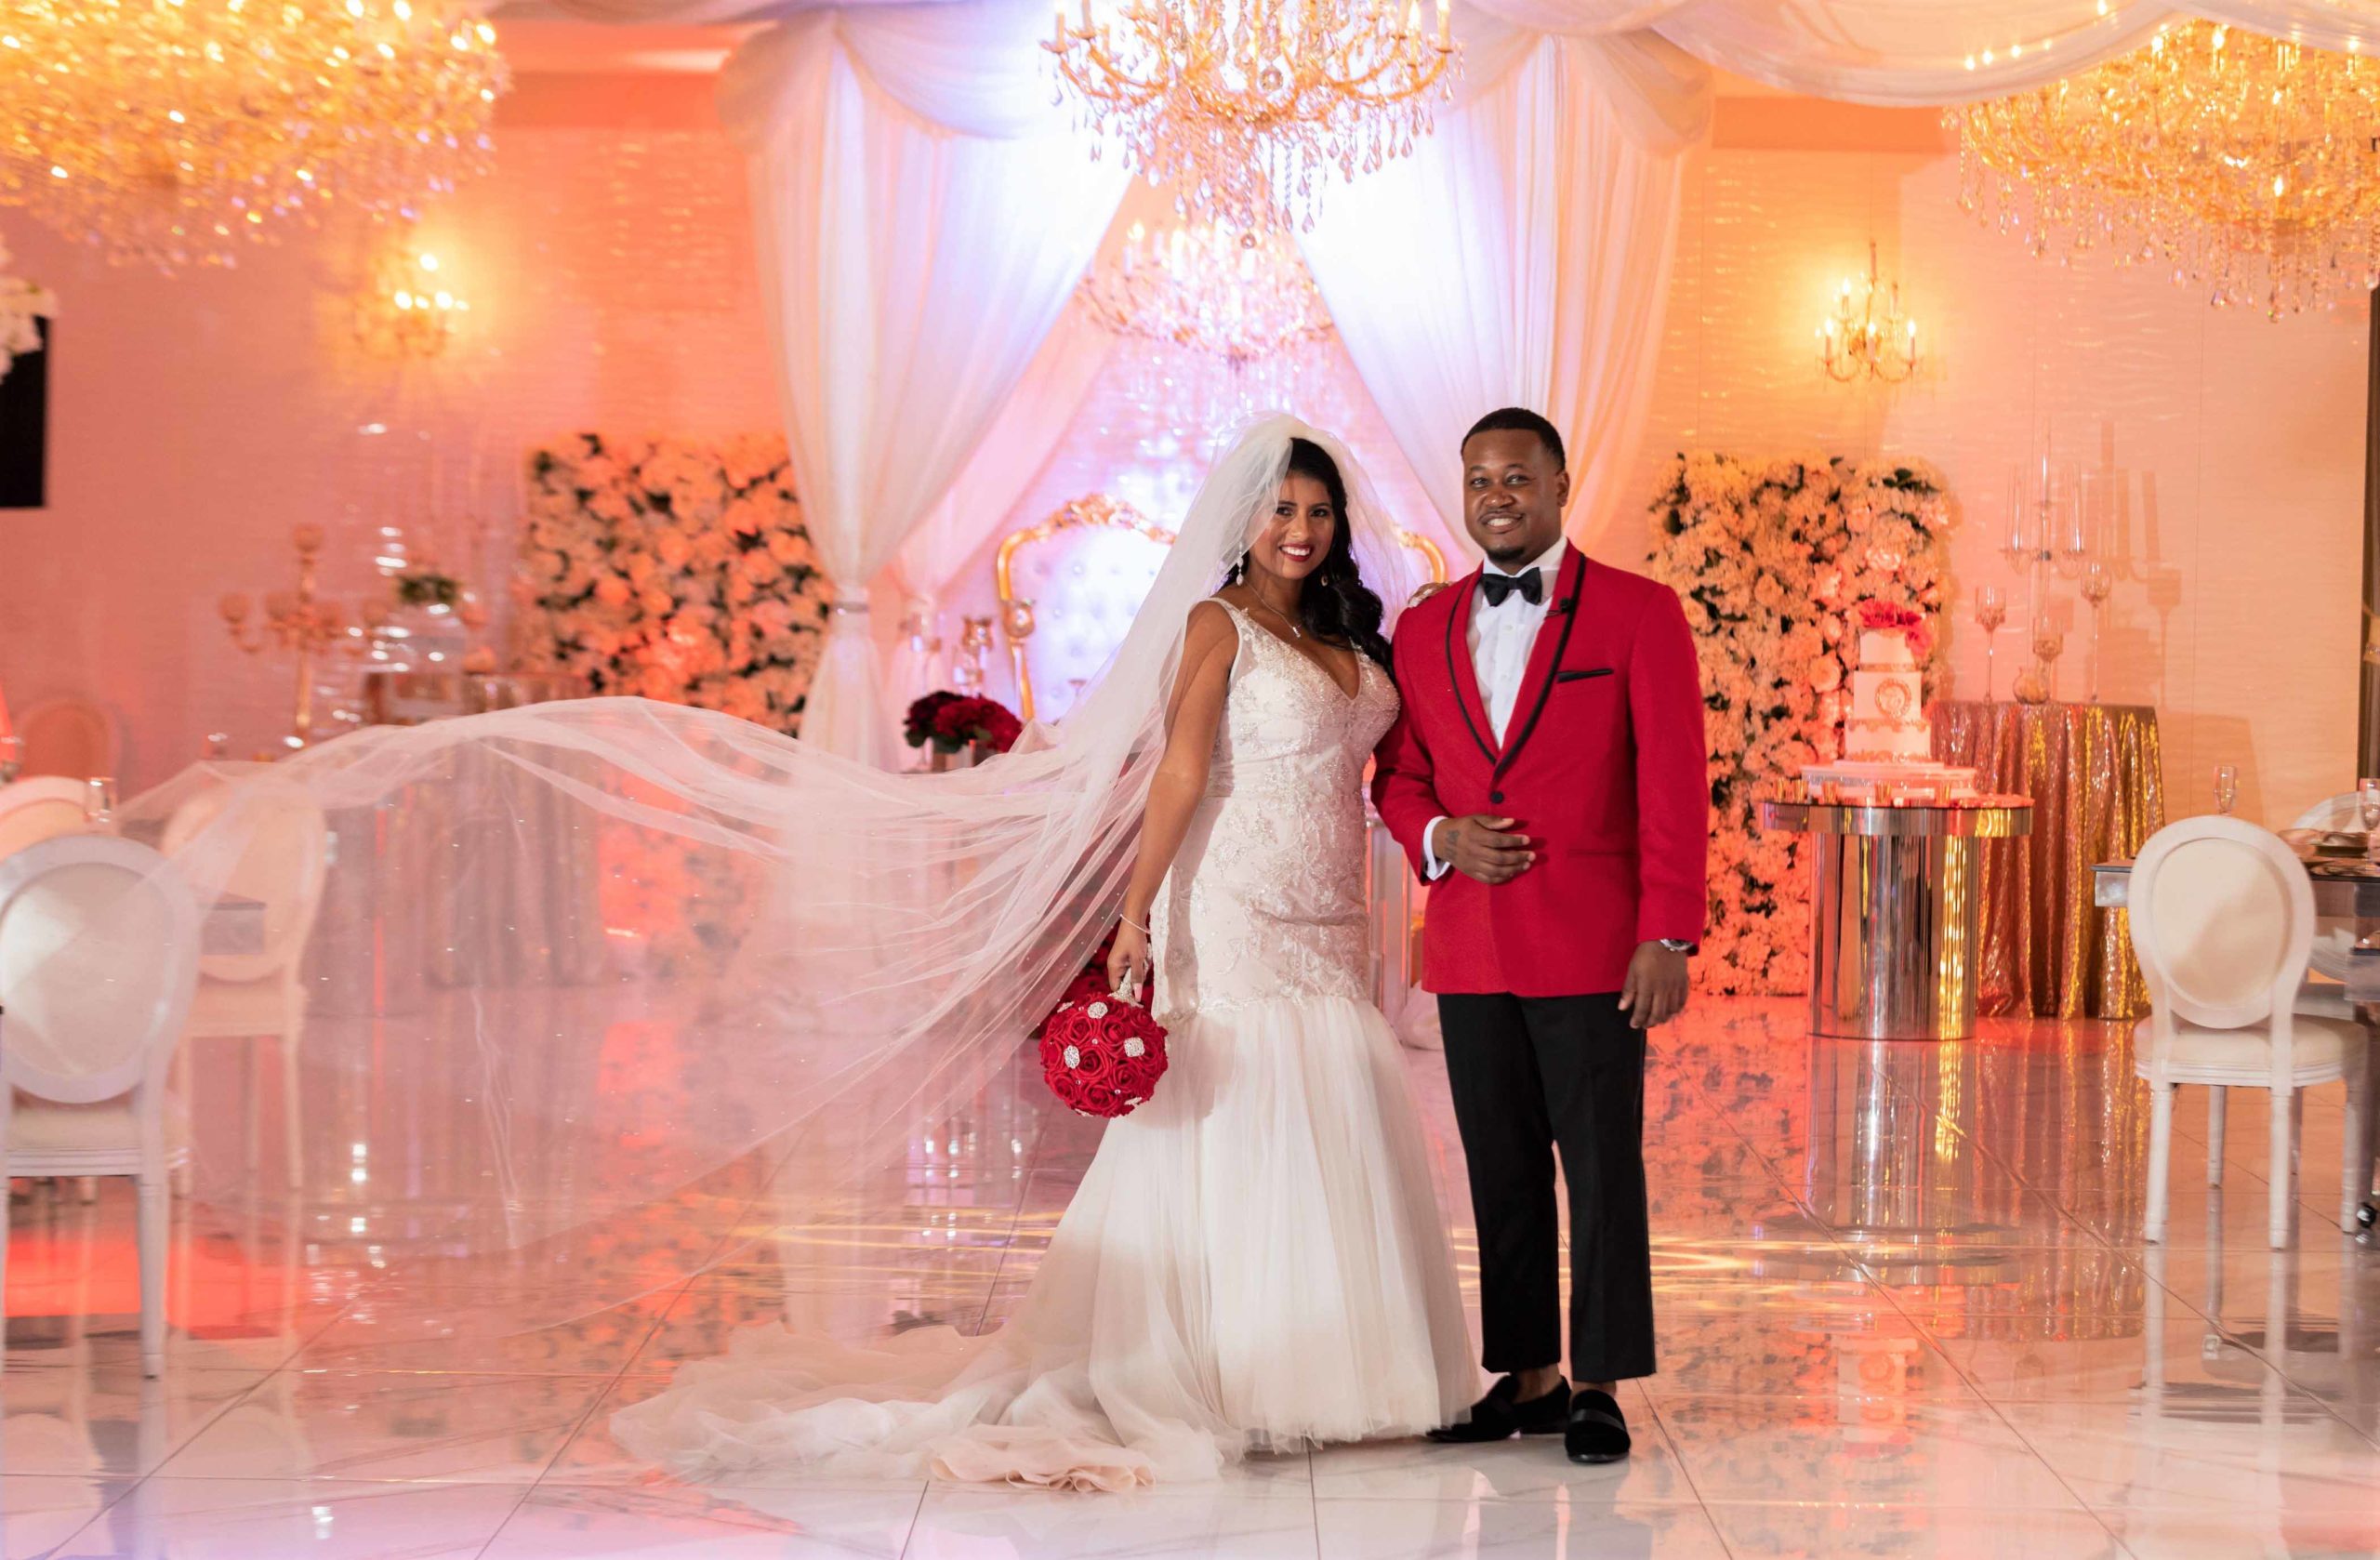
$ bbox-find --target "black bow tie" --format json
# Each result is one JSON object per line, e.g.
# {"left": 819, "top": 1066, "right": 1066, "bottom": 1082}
{"left": 1478, "top": 567, "right": 1544, "bottom": 608}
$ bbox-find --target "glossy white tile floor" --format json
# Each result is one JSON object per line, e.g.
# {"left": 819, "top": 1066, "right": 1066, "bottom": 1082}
{"left": 5, "top": 998, "right": 2376, "bottom": 1559}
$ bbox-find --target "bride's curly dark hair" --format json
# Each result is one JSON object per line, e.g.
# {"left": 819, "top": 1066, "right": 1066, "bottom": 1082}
{"left": 1225, "top": 437, "right": 1393, "bottom": 668}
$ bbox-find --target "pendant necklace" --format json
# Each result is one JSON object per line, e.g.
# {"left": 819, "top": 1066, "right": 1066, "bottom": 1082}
{"left": 1250, "top": 597, "right": 1302, "bottom": 640}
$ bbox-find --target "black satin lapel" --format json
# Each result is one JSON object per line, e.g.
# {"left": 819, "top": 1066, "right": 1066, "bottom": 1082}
{"left": 1446, "top": 579, "right": 1498, "bottom": 766}
{"left": 1493, "top": 550, "right": 1586, "bottom": 782}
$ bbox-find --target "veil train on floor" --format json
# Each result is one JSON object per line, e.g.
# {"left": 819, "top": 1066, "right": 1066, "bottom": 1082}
{"left": 46, "top": 416, "right": 1422, "bottom": 1323}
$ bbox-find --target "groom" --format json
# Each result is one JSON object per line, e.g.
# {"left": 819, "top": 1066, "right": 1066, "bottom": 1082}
{"left": 1372, "top": 407, "right": 1707, "bottom": 1464}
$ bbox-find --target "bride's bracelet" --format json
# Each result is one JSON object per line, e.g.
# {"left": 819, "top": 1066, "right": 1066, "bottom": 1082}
{"left": 1119, "top": 914, "right": 1151, "bottom": 936}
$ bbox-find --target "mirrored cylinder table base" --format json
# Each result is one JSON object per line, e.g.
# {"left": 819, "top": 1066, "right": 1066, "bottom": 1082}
{"left": 1761, "top": 799, "right": 2036, "bottom": 1041}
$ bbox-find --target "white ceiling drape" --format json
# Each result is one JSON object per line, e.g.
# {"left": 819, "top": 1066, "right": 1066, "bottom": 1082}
{"left": 544, "top": 0, "right": 2380, "bottom": 101}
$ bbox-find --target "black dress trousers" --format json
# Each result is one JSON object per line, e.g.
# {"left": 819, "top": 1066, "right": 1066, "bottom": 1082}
{"left": 1436, "top": 991, "right": 1655, "bottom": 1383}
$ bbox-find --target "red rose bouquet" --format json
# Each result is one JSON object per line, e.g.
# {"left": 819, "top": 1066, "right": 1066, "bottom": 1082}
{"left": 904, "top": 692, "right": 1024, "bottom": 756}
{"left": 1038, "top": 989, "right": 1169, "bottom": 1118}
{"left": 1031, "top": 920, "right": 1168, "bottom": 1116}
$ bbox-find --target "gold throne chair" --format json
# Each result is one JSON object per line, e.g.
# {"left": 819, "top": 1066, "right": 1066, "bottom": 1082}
{"left": 997, "top": 496, "right": 1177, "bottom": 721}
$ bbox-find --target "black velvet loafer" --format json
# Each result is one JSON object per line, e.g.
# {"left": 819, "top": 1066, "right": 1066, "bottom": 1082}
{"left": 1565, "top": 1388, "right": 1632, "bottom": 1463}
{"left": 1427, "top": 1374, "right": 1571, "bottom": 1444}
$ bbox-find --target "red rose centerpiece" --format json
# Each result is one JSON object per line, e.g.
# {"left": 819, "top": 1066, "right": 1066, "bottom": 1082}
{"left": 904, "top": 691, "right": 1024, "bottom": 767}
{"left": 1038, "top": 987, "right": 1169, "bottom": 1118}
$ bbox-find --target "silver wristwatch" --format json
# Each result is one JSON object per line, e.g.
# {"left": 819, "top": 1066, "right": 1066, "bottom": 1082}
{"left": 1657, "top": 938, "right": 1694, "bottom": 954}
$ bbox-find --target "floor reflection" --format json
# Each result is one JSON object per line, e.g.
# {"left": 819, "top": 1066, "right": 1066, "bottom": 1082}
{"left": 5, "top": 998, "right": 2375, "bottom": 1558}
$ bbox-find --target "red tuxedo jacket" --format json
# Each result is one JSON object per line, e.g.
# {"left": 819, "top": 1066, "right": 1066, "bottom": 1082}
{"left": 1371, "top": 549, "right": 1709, "bottom": 998}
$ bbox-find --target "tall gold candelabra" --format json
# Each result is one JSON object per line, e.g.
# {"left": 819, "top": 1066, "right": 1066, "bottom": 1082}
{"left": 218, "top": 524, "right": 387, "bottom": 750}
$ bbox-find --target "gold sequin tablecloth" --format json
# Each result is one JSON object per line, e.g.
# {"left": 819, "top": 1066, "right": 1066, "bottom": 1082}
{"left": 1933, "top": 701, "right": 2165, "bottom": 1021}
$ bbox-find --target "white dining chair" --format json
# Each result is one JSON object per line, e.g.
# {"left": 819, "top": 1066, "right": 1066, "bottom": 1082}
{"left": 0, "top": 778, "right": 107, "bottom": 1205}
{"left": 2284, "top": 792, "right": 2378, "bottom": 1224}
{"left": 2129, "top": 815, "right": 2371, "bottom": 1249}
{"left": 161, "top": 781, "right": 327, "bottom": 1190}
{"left": 0, "top": 776, "right": 92, "bottom": 865}
{"left": 0, "top": 835, "right": 199, "bottom": 1376}
{"left": 15, "top": 696, "right": 118, "bottom": 783}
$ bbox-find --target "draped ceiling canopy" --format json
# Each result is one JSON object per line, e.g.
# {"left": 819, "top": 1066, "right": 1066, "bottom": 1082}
{"left": 528, "top": 0, "right": 2380, "bottom": 760}
{"left": 545, "top": 0, "right": 2380, "bottom": 102}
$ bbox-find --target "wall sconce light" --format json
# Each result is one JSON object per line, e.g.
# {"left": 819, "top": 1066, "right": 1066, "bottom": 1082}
{"left": 356, "top": 243, "right": 469, "bottom": 358}
{"left": 1818, "top": 239, "right": 1918, "bottom": 384}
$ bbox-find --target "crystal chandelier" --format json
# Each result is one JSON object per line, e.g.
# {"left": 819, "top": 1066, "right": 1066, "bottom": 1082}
{"left": 1951, "top": 20, "right": 2380, "bottom": 317}
{"left": 1080, "top": 217, "right": 1332, "bottom": 362}
{"left": 1047, "top": 0, "right": 1460, "bottom": 233}
{"left": 0, "top": 0, "right": 509, "bottom": 271}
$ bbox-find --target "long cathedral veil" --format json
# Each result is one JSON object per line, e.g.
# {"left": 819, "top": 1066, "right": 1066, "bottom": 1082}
{"left": 36, "top": 416, "right": 1422, "bottom": 1321}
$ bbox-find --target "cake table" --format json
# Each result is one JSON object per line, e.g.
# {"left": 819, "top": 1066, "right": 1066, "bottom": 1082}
{"left": 1932, "top": 700, "right": 2164, "bottom": 1021}
{"left": 1760, "top": 793, "right": 2035, "bottom": 1041}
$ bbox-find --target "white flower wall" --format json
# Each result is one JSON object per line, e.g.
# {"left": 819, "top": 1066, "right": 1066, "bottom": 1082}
{"left": 516, "top": 433, "right": 830, "bottom": 733}
{"left": 1647, "top": 452, "right": 1950, "bottom": 994}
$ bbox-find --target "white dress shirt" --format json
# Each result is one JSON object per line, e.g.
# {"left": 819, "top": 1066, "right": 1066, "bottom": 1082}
{"left": 1421, "top": 539, "right": 1569, "bottom": 879}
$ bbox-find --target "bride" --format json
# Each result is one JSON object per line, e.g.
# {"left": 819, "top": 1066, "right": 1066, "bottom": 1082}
{"left": 610, "top": 419, "right": 1475, "bottom": 1489}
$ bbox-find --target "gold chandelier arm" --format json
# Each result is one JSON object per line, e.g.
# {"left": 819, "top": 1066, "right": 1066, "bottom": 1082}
{"left": 1051, "top": 45, "right": 1175, "bottom": 106}
{"left": 1314, "top": 42, "right": 1453, "bottom": 103}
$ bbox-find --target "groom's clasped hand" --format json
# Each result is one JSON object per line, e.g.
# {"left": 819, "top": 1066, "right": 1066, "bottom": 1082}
{"left": 1427, "top": 815, "right": 1535, "bottom": 884}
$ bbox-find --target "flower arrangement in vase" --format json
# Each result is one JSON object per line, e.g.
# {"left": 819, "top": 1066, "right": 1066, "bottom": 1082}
{"left": 905, "top": 691, "right": 1024, "bottom": 769}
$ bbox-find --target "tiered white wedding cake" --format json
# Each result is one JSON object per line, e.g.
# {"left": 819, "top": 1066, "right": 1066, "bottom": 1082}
{"left": 1801, "top": 602, "right": 1977, "bottom": 798}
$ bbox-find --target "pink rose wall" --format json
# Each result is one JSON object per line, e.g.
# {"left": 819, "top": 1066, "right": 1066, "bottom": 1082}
{"left": 0, "top": 103, "right": 2364, "bottom": 822}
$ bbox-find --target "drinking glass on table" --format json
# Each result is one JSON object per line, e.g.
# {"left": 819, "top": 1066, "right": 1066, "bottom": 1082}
{"left": 2062, "top": 471, "right": 2096, "bottom": 572}
{"left": 2213, "top": 764, "right": 2239, "bottom": 817}
{"left": 2030, "top": 615, "right": 2065, "bottom": 702}
{"left": 2000, "top": 484, "right": 2030, "bottom": 575}
{"left": 2360, "top": 776, "right": 2380, "bottom": 859}
{"left": 1973, "top": 586, "right": 2007, "bottom": 701}
{"left": 2079, "top": 561, "right": 2113, "bottom": 703}
{"left": 84, "top": 775, "right": 117, "bottom": 828}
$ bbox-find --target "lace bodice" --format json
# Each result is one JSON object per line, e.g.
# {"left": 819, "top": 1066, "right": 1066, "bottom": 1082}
{"left": 1151, "top": 600, "right": 1399, "bottom": 1025}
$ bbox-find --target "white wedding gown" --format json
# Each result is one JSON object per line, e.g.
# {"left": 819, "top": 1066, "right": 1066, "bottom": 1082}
{"left": 612, "top": 600, "right": 1475, "bottom": 1489}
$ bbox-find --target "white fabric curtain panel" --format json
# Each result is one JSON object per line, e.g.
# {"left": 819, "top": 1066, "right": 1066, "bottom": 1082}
{"left": 715, "top": 5, "right": 1128, "bottom": 762}
{"left": 1295, "top": 25, "right": 1709, "bottom": 542}
{"left": 890, "top": 304, "right": 1116, "bottom": 605}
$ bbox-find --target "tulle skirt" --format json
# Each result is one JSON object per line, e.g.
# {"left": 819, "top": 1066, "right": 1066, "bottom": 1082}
{"left": 610, "top": 991, "right": 1475, "bottom": 1489}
